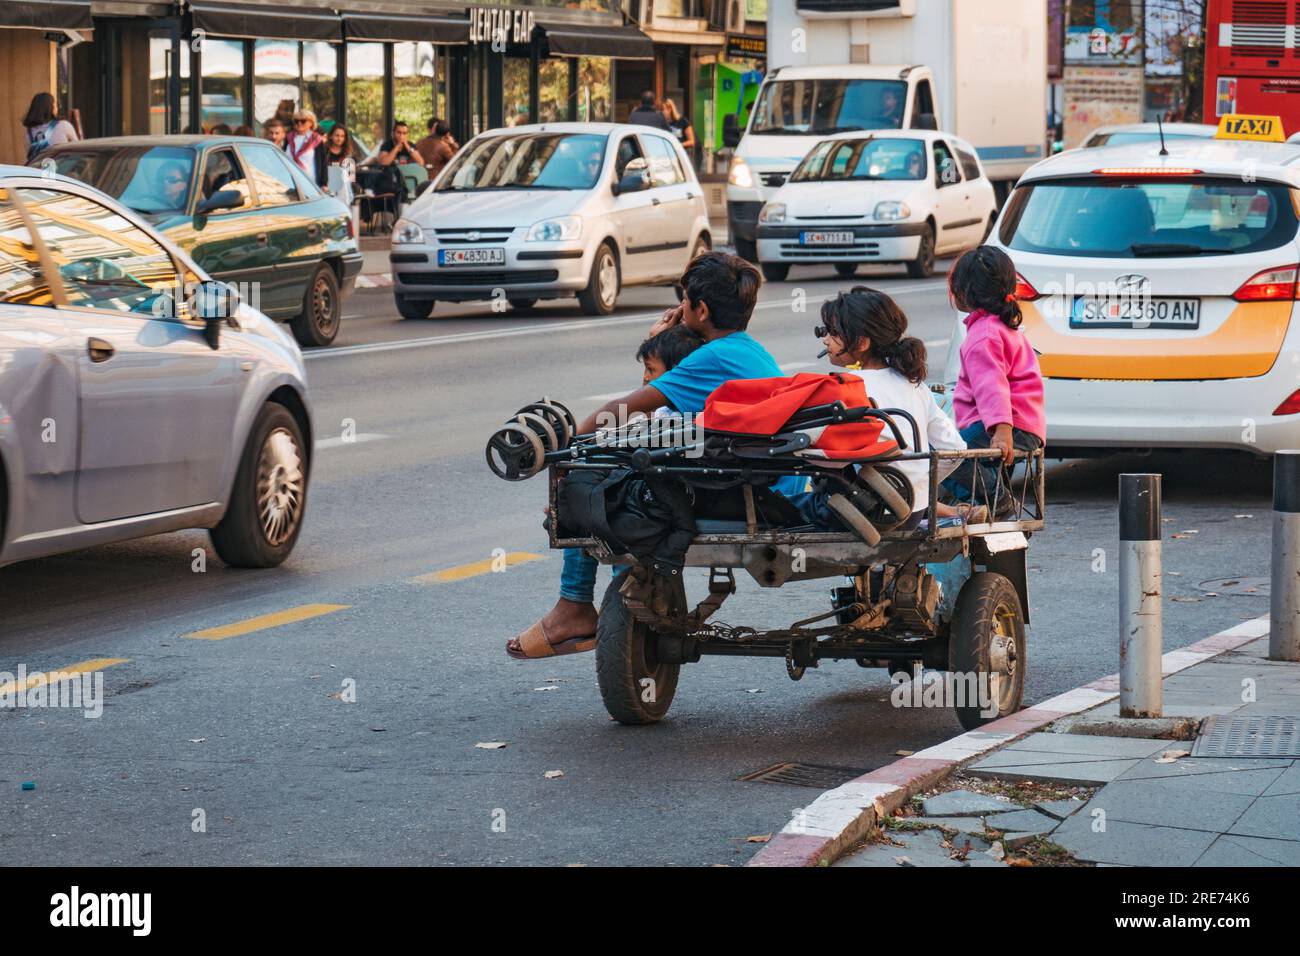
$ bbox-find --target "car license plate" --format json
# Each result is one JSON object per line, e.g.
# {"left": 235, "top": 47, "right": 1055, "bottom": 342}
{"left": 438, "top": 248, "right": 506, "bottom": 266}
{"left": 1070, "top": 296, "right": 1200, "bottom": 329}
{"left": 799, "top": 231, "right": 854, "bottom": 246}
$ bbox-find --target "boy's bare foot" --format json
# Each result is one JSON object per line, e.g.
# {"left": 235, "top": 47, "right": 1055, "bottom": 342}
{"left": 506, "top": 598, "right": 599, "bottom": 658}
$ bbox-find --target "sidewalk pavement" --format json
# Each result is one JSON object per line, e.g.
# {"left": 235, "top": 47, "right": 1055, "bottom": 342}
{"left": 831, "top": 618, "right": 1300, "bottom": 868}
{"left": 352, "top": 219, "right": 733, "bottom": 288}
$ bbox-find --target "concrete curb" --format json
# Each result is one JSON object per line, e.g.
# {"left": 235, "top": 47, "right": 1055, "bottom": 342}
{"left": 745, "top": 613, "right": 1272, "bottom": 867}
{"left": 356, "top": 273, "right": 394, "bottom": 289}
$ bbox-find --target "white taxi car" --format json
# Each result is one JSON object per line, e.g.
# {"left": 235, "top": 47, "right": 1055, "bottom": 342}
{"left": 754, "top": 130, "right": 997, "bottom": 282}
{"left": 389, "top": 123, "right": 710, "bottom": 318}
{"left": 1079, "top": 122, "right": 1217, "bottom": 149}
{"left": 943, "top": 120, "right": 1300, "bottom": 456}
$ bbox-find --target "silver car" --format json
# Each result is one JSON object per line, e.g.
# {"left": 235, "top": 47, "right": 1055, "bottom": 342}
{"left": 389, "top": 123, "right": 712, "bottom": 318}
{"left": 0, "top": 166, "right": 313, "bottom": 568}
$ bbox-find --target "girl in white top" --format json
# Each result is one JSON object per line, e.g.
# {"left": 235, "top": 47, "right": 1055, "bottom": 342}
{"left": 817, "top": 286, "right": 977, "bottom": 519}
{"left": 22, "top": 93, "right": 77, "bottom": 163}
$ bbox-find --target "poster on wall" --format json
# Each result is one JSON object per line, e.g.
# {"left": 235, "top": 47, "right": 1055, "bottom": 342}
{"left": 1063, "top": 65, "right": 1144, "bottom": 149}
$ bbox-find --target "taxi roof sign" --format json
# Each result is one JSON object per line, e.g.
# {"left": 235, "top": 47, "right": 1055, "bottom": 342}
{"left": 1215, "top": 114, "right": 1286, "bottom": 143}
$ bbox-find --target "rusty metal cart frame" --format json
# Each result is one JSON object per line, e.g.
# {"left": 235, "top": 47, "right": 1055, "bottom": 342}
{"left": 532, "top": 406, "right": 1046, "bottom": 731}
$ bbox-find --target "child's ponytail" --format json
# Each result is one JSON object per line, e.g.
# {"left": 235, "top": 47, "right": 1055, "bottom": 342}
{"left": 820, "top": 286, "right": 928, "bottom": 384}
{"left": 948, "top": 245, "right": 1023, "bottom": 329}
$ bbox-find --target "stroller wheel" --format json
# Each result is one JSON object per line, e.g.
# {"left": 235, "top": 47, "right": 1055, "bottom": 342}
{"left": 857, "top": 464, "right": 914, "bottom": 530}
{"left": 511, "top": 412, "right": 558, "bottom": 452}
{"left": 540, "top": 398, "right": 577, "bottom": 443}
{"left": 517, "top": 402, "right": 571, "bottom": 448}
{"left": 485, "top": 424, "right": 546, "bottom": 481}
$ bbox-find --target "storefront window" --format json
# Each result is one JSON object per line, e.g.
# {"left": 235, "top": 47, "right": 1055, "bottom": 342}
{"left": 435, "top": 49, "right": 448, "bottom": 122}
{"left": 200, "top": 39, "right": 246, "bottom": 132}
{"left": 503, "top": 58, "right": 530, "bottom": 126}
{"left": 254, "top": 40, "right": 302, "bottom": 126}
{"left": 576, "top": 57, "right": 612, "bottom": 123}
{"left": 148, "top": 34, "right": 174, "bottom": 135}
{"left": 393, "top": 42, "right": 435, "bottom": 130}
{"left": 303, "top": 42, "right": 338, "bottom": 124}
{"left": 346, "top": 42, "right": 386, "bottom": 157}
{"left": 537, "top": 58, "right": 568, "bottom": 123}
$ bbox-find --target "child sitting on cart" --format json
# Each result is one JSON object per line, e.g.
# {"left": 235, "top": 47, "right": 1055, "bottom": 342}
{"left": 507, "top": 252, "right": 803, "bottom": 660}
{"left": 790, "top": 286, "right": 983, "bottom": 526}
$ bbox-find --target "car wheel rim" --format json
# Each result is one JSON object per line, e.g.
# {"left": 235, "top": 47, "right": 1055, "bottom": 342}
{"left": 598, "top": 252, "right": 617, "bottom": 308}
{"left": 312, "top": 275, "right": 338, "bottom": 336}
{"left": 256, "top": 427, "right": 304, "bottom": 547}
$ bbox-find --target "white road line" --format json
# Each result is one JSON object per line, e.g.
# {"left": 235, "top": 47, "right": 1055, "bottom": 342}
{"left": 307, "top": 279, "right": 947, "bottom": 360}
{"left": 924, "top": 338, "right": 951, "bottom": 350}
{"left": 778, "top": 361, "right": 817, "bottom": 371}
{"left": 314, "top": 432, "right": 391, "bottom": 450}
{"left": 583, "top": 390, "right": 629, "bottom": 402}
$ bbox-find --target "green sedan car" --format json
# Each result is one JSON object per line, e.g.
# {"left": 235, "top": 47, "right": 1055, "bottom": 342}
{"left": 36, "top": 135, "right": 362, "bottom": 347}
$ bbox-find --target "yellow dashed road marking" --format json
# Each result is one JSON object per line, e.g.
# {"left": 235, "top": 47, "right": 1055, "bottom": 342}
{"left": 0, "top": 657, "right": 129, "bottom": 696}
{"left": 414, "top": 552, "right": 544, "bottom": 584}
{"left": 187, "top": 604, "right": 351, "bottom": 640}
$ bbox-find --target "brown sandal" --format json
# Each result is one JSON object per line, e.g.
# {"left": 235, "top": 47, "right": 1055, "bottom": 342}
{"left": 506, "top": 619, "right": 597, "bottom": 660}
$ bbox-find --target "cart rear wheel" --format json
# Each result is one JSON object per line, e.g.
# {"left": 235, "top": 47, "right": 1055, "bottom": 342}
{"left": 596, "top": 577, "right": 679, "bottom": 724}
{"left": 949, "top": 571, "right": 1024, "bottom": 731}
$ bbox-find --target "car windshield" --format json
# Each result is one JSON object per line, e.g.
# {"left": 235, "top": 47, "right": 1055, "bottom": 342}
{"left": 41, "top": 146, "right": 196, "bottom": 215}
{"left": 436, "top": 133, "right": 608, "bottom": 192}
{"left": 1087, "top": 131, "right": 1210, "bottom": 147}
{"left": 791, "top": 137, "right": 926, "bottom": 182}
{"left": 1000, "top": 177, "right": 1298, "bottom": 257}
{"left": 750, "top": 79, "right": 908, "bottom": 135}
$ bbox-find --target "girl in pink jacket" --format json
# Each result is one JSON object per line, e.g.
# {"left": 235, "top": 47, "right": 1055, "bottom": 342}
{"left": 944, "top": 245, "right": 1045, "bottom": 509}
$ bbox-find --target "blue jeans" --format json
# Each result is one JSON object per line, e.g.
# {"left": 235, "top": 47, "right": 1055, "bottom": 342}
{"left": 559, "top": 547, "right": 598, "bottom": 603}
{"left": 942, "top": 421, "right": 1043, "bottom": 504}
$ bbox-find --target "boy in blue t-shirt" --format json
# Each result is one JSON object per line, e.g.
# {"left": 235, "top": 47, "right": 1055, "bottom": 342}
{"left": 508, "top": 252, "right": 798, "bottom": 660}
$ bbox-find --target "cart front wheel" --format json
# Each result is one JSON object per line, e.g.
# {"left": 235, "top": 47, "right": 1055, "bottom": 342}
{"left": 596, "top": 577, "right": 680, "bottom": 724}
{"left": 949, "top": 571, "right": 1024, "bottom": 731}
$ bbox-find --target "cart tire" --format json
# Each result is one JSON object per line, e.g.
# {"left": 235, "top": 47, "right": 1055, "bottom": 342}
{"left": 949, "top": 571, "right": 1025, "bottom": 731}
{"left": 596, "top": 578, "right": 680, "bottom": 724}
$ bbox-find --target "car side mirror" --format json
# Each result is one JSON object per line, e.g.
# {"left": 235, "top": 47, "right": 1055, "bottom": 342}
{"left": 722, "top": 114, "right": 741, "bottom": 149}
{"left": 196, "top": 189, "right": 242, "bottom": 215}
{"left": 191, "top": 280, "right": 240, "bottom": 349}
{"left": 913, "top": 112, "right": 938, "bottom": 131}
{"left": 613, "top": 171, "right": 650, "bottom": 196}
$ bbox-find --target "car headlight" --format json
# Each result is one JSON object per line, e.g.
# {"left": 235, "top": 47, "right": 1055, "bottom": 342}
{"left": 393, "top": 219, "right": 425, "bottom": 244}
{"left": 526, "top": 216, "right": 582, "bottom": 242}
{"left": 874, "top": 201, "right": 912, "bottom": 222}
{"left": 759, "top": 202, "right": 786, "bottom": 224}
{"left": 728, "top": 157, "right": 754, "bottom": 189}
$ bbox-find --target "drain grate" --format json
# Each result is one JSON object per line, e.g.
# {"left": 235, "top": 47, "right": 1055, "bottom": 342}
{"left": 739, "top": 762, "right": 867, "bottom": 789}
{"left": 1191, "top": 715, "right": 1300, "bottom": 758}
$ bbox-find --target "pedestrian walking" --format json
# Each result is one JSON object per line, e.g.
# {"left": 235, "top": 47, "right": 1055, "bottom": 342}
{"left": 22, "top": 93, "right": 78, "bottom": 162}
{"left": 324, "top": 123, "right": 357, "bottom": 204}
{"left": 628, "top": 91, "right": 670, "bottom": 131}
{"left": 416, "top": 119, "right": 457, "bottom": 181}
{"left": 662, "top": 99, "right": 696, "bottom": 153}
{"left": 287, "top": 109, "right": 327, "bottom": 187}
{"left": 263, "top": 118, "right": 287, "bottom": 149}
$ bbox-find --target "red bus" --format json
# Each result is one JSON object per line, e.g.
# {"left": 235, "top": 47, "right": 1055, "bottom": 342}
{"left": 1204, "top": 0, "right": 1300, "bottom": 135}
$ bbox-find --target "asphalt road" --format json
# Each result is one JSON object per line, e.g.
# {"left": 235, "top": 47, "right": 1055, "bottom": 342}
{"left": 0, "top": 260, "right": 1275, "bottom": 865}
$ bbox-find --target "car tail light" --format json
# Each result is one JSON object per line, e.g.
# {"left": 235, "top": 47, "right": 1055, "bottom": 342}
{"left": 1274, "top": 389, "right": 1300, "bottom": 416}
{"left": 1232, "top": 265, "right": 1298, "bottom": 302}
{"left": 1014, "top": 272, "right": 1040, "bottom": 301}
{"left": 346, "top": 217, "right": 355, "bottom": 240}
{"left": 1092, "top": 167, "right": 1202, "bottom": 176}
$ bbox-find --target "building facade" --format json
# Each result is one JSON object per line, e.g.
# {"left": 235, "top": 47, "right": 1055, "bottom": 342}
{"left": 0, "top": 0, "right": 662, "bottom": 165}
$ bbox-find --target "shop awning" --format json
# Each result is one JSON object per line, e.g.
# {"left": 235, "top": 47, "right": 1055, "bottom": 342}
{"left": 341, "top": 10, "right": 468, "bottom": 43}
{"left": 189, "top": 2, "right": 342, "bottom": 42}
{"left": 537, "top": 21, "right": 654, "bottom": 60}
{"left": 0, "top": 0, "right": 93, "bottom": 30}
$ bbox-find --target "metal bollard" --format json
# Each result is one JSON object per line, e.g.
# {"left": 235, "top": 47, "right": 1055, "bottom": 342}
{"left": 1271, "top": 450, "right": 1300, "bottom": 662}
{"left": 1119, "top": 473, "right": 1163, "bottom": 718}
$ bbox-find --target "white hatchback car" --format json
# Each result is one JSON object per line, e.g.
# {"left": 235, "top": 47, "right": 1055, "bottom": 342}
{"left": 755, "top": 129, "right": 997, "bottom": 281}
{"left": 389, "top": 123, "right": 711, "bottom": 317}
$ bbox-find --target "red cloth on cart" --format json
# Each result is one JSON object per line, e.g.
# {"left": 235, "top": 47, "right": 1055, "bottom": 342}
{"left": 700, "top": 372, "right": 898, "bottom": 460}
